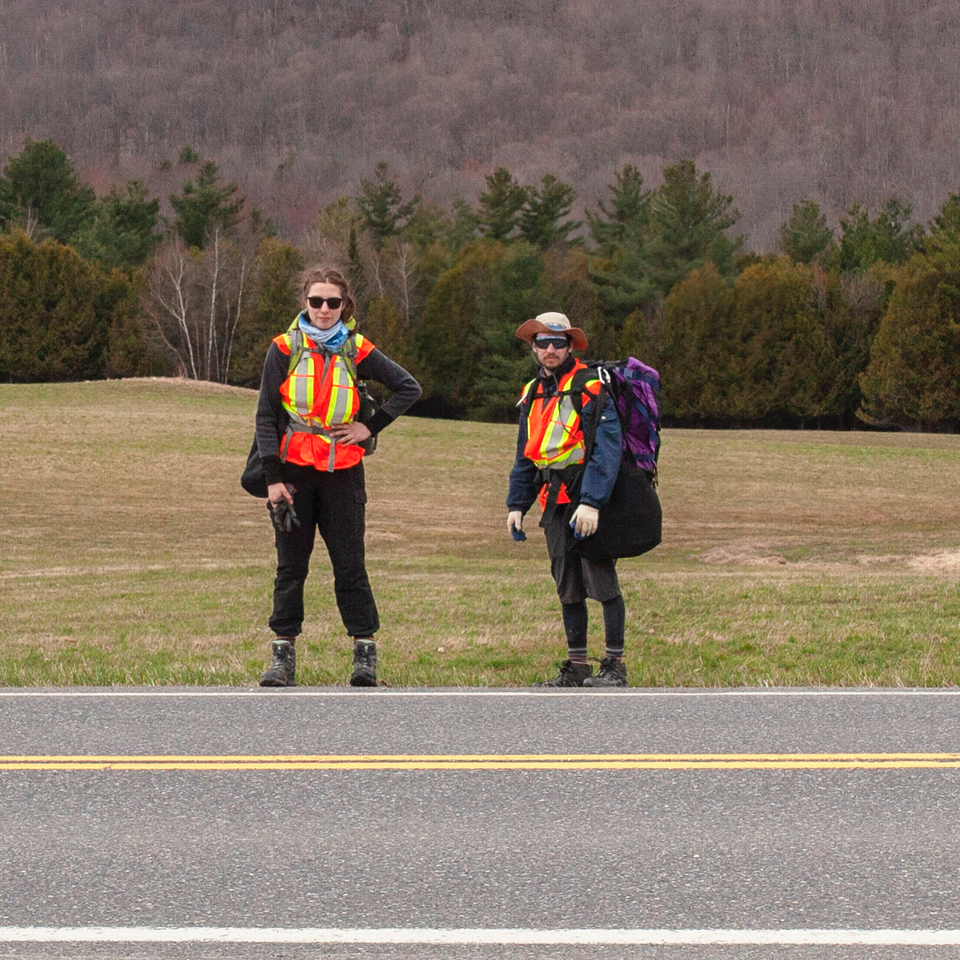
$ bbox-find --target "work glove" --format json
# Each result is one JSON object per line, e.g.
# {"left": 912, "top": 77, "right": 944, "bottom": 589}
{"left": 507, "top": 510, "right": 527, "bottom": 542}
{"left": 268, "top": 493, "right": 301, "bottom": 534}
{"left": 569, "top": 504, "right": 599, "bottom": 539}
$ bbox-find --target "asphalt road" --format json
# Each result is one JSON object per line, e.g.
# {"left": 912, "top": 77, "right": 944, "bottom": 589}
{"left": 1, "top": 687, "right": 959, "bottom": 960}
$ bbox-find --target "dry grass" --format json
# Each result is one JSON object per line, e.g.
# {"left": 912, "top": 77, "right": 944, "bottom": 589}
{"left": 3, "top": 379, "right": 960, "bottom": 687}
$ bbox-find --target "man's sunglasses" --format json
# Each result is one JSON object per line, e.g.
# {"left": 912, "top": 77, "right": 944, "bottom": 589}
{"left": 533, "top": 336, "right": 571, "bottom": 349}
{"left": 307, "top": 296, "right": 344, "bottom": 309}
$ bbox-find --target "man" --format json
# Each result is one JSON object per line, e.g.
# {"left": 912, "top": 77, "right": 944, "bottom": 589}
{"left": 507, "top": 312, "right": 628, "bottom": 687}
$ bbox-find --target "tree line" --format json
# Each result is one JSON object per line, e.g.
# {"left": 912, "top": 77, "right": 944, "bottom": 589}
{"left": 1, "top": 138, "right": 959, "bottom": 431}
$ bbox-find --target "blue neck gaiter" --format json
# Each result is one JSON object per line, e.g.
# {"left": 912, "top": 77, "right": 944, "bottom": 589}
{"left": 298, "top": 313, "right": 350, "bottom": 352}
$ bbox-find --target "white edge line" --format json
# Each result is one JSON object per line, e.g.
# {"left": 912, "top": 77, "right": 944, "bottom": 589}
{"left": 2, "top": 928, "right": 960, "bottom": 945}
{"left": 0, "top": 688, "right": 958, "bottom": 698}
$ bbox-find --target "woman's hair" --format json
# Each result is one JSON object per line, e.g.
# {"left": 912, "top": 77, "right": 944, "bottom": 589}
{"left": 300, "top": 266, "right": 357, "bottom": 321}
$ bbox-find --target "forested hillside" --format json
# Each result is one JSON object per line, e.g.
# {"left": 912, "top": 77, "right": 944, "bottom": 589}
{"left": 3, "top": 0, "right": 960, "bottom": 431}
{"left": 2, "top": 0, "right": 958, "bottom": 247}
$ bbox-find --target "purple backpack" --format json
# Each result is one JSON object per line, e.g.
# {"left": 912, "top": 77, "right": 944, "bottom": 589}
{"left": 573, "top": 357, "right": 662, "bottom": 480}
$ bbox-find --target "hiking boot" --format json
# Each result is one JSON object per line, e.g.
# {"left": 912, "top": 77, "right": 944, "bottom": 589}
{"left": 259, "top": 639, "right": 296, "bottom": 687}
{"left": 532, "top": 659, "right": 593, "bottom": 688}
{"left": 350, "top": 640, "right": 377, "bottom": 687}
{"left": 583, "top": 656, "right": 628, "bottom": 688}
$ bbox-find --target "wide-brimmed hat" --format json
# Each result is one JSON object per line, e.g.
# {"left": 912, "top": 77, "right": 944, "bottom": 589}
{"left": 514, "top": 312, "right": 588, "bottom": 351}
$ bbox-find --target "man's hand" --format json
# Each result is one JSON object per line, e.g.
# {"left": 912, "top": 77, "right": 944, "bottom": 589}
{"left": 569, "top": 504, "right": 599, "bottom": 539}
{"left": 507, "top": 510, "right": 527, "bottom": 542}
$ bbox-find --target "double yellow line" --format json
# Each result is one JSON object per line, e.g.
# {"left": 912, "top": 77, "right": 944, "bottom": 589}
{"left": 2, "top": 753, "right": 960, "bottom": 771}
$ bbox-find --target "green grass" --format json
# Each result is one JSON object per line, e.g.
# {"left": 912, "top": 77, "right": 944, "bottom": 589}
{"left": 3, "top": 378, "right": 960, "bottom": 687}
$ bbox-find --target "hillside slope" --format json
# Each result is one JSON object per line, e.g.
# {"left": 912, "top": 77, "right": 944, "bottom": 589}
{"left": 1, "top": 0, "right": 957, "bottom": 247}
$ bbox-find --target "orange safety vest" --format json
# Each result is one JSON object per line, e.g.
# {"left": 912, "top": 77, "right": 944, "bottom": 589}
{"left": 275, "top": 329, "right": 375, "bottom": 472}
{"left": 521, "top": 361, "right": 602, "bottom": 506}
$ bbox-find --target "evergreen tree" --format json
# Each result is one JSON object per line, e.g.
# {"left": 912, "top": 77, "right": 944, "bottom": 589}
{"left": 518, "top": 174, "right": 580, "bottom": 249}
{"left": 659, "top": 263, "right": 735, "bottom": 422}
{"left": 589, "top": 238, "right": 658, "bottom": 336}
{"left": 247, "top": 207, "right": 277, "bottom": 239}
{"left": 74, "top": 180, "right": 161, "bottom": 271}
{"left": 0, "top": 231, "right": 154, "bottom": 382}
{"left": 647, "top": 159, "right": 744, "bottom": 295}
{"left": 925, "top": 191, "right": 960, "bottom": 253}
{"left": 871, "top": 197, "right": 924, "bottom": 265}
{"left": 587, "top": 165, "right": 651, "bottom": 257}
{"left": 838, "top": 197, "right": 922, "bottom": 272}
{"left": 363, "top": 294, "right": 419, "bottom": 375}
{"left": 314, "top": 196, "right": 363, "bottom": 249}
{"left": 859, "top": 244, "right": 960, "bottom": 428}
{"left": 0, "top": 139, "right": 95, "bottom": 243}
{"left": 812, "top": 267, "right": 884, "bottom": 425}
{"left": 476, "top": 167, "right": 527, "bottom": 242}
{"left": 540, "top": 247, "right": 598, "bottom": 340}
{"left": 778, "top": 198, "right": 835, "bottom": 264}
{"left": 347, "top": 224, "right": 366, "bottom": 305}
{"left": 728, "top": 259, "right": 828, "bottom": 423}
{"left": 837, "top": 202, "right": 873, "bottom": 272}
{"left": 402, "top": 198, "right": 478, "bottom": 259}
{"left": 446, "top": 197, "right": 482, "bottom": 254}
{"left": 229, "top": 236, "right": 304, "bottom": 387}
{"left": 587, "top": 165, "right": 656, "bottom": 336}
{"left": 355, "top": 161, "right": 420, "bottom": 251}
{"left": 169, "top": 160, "right": 245, "bottom": 249}
{"left": 413, "top": 240, "right": 548, "bottom": 419}
{"left": 929, "top": 191, "right": 960, "bottom": 239}
{"left": 396, "top": 198, "right": 477, "bottom": 291}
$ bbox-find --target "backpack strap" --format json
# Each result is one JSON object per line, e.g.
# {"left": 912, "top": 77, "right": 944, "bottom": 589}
{"left": 565, "top": 366, "right": 608, "bottom": 467}
{"left": 286, "top": 327, "right": 304, "bottom": 374}
{"left": 285, "top": 327, "right": 362, "bottom": 381}
{"left": 516, "top": 378, "right": 538, "bottom": 418}
{"left": 338, "top": 334, "right": 362, "bottom": 384}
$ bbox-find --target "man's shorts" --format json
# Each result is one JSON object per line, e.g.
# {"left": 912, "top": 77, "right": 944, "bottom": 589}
{"left": 543, "top": 511, "right": 621, "bottom": 605}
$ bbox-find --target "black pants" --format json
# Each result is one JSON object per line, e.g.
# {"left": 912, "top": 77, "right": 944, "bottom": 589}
{"left": 269, "top": 462, "right": 380, "bottom": 639}
{"left": 543, "top": 510, "right": 621, "bottom": 605}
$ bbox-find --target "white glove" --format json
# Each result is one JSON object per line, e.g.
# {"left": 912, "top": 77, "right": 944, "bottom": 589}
{"left": 570, "top": 504, "right": 599, "bottom": 538}
{"left": 507, "top": 511, "right": 526, "bottom": 541}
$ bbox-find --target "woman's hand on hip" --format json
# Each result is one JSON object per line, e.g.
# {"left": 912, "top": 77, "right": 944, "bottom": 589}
{"left": 327, "top": 422, "right": 372, "bottom": 445}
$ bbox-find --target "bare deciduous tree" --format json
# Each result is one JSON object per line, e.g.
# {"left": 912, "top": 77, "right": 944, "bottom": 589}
{"left": 144, "top": 229, "right": 254, "bottom": 383}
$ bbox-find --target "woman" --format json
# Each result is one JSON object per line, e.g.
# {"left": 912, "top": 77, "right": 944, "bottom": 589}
{"left": 254, "top": 266, "right": 421, "bottom": 687}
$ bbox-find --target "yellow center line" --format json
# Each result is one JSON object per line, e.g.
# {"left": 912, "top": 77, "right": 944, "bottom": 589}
{"left": 1, "top": 753, "right": 959, "bottom": 770}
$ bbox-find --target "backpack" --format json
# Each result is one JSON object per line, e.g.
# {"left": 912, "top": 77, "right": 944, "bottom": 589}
{"left": 571, "top": 357, "right": 661, "bottom": 483}
{"left": 565, "top": 357, "right": 662, "bottom": 560}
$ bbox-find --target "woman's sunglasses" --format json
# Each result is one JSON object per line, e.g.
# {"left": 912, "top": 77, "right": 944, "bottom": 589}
{"left": 533, "top": 336, "right": 571, "bottom": 349}
{"left": 307, "top": 296, "right": 344, "bottom": 310}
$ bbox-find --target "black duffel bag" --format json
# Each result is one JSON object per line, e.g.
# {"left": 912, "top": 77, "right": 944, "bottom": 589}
{"left": 564, "top": 457, "right": 661, "bottom": 560}
{"left": 240, "top": 436, "right": 270, "bottom": 498}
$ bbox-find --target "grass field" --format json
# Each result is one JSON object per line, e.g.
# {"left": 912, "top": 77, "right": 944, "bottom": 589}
{"left": 3, "top": 378, "right": 960, "bottom": 688}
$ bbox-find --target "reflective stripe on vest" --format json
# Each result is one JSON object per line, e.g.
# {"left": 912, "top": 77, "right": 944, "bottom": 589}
{"left": 283, "top": 343, "right": 359, "bottom": 425}
{"left": 522, "top": 365, "right": 588, "bottom": 470}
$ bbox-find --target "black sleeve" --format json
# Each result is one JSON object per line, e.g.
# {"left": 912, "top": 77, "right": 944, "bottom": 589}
{"left": 507, "top": 413, "right": 540, "bottom": 513}
{"left": 356, "top": 347, "right": 422, "bottom": 435}
{"left": 254, "top": 342, "right": 288, "bottom": 486}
